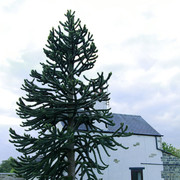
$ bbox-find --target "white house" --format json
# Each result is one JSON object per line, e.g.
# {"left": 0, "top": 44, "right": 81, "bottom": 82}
{"left": 102, "top": 114, "right": 163, "bottom": 180}
{"left": 79, "top": 111, "right": 164, "bottom": 180}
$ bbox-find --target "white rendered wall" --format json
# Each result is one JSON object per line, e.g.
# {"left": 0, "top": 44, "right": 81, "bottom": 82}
{"left": 93, "top": 101, "right": 109, "bottom": 131}
{"left": 94, "top": 101, "right": 108, "bottom": 110}
{"left": 95, "top": 135, "right": 163, "bottom": 180}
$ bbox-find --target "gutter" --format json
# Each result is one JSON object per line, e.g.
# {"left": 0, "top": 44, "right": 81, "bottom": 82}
{"left": 155, "top": 136, "right": 173, "bottom": 155}
{"left": 141, "top": 163, "right": 180, "bottom": 166}
{"left": 140, "top": 138, "right": 174, "bottom": 167}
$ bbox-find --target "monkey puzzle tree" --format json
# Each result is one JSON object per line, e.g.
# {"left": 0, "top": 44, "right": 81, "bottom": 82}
{"left": 9, "top": 10, "right": 129, "bottom": 180}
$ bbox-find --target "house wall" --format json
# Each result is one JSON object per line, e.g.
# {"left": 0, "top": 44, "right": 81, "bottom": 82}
{"left": 161, "top": 152, "right": 180, "bottom": 180}
{"left": 95, "top": 135, "right": 163, "bottom": 180}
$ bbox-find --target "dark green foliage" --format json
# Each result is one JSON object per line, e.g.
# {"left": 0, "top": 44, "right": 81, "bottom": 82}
{"left": 0, "top": 157, "right": 15, "bottom": 173}
{"left": 9, "top": 10, "right": 130, "bottom": 180}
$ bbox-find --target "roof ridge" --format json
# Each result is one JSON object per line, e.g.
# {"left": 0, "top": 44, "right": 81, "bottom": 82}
{"left": 112, "top": 113, "right": 141, "bottom": 117}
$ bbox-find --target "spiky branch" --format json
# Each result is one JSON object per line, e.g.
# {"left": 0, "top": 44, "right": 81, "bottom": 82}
{"left": 10, "top": 10, "right": 130, "bottom": 180}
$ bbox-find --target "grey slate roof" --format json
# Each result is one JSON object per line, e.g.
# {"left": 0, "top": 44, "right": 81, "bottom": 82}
{"left": 108, "top": 113, "right": 162, "bottom": 136}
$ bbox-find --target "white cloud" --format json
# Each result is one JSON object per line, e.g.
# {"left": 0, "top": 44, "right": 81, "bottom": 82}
{"left": 1, "top": 0, "right": 180, "bottom": 151}
{"left": 0, "top": 115, "right": 21, "bottom": 125}
{"left": 0, "top": 88, "right": 18, "bottom": 111}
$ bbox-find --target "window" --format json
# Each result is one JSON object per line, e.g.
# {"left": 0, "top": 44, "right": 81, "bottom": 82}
{"left": 129, "top": 167, "right": 144, "bottom": 180}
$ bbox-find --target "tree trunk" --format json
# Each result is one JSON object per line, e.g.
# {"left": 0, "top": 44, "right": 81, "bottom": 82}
{"left": 67, "top": 117, "right": 75, "bottom": 180}
{"left": 67, "top": 143, "right": 75, "bottom": 180}
{"left": 67, "top": 42, "right": 75, "bottom": 180}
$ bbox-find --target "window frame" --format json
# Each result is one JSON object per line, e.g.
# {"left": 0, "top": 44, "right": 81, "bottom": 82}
{"left": 129, "top": 167, "right": 145, "bottom": 180}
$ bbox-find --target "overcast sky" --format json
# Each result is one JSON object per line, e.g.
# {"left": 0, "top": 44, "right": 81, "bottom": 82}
{"left": 1, "top": 0, "right": 180, "bottom": 162}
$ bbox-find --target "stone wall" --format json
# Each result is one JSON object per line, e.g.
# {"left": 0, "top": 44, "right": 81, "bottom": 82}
{"left": 0, "top": 173, "right": 24, "bottom": 180}
{"left": 161, "top": 152, "right": 180, "bottom": 180}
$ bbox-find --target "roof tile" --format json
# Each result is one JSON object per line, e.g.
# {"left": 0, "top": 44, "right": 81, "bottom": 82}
{"left": 108, "top": 113, "right": 161, "bottom": 136}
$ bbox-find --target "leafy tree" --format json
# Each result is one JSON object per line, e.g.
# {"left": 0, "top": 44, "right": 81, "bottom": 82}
{"left": 162, "top": 142, "right": 180, "bottom": 157}
{"left": 9, "top": 10, "right": 129, "bottom": 180}
{"left": 0, "top": 157, "right": 15, "bottom": 173}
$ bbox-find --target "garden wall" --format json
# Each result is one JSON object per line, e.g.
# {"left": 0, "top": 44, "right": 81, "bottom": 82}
{"left": 162, "top": 152, "right": 180, "bottom": 180}
{"left": 0, "top": 173, "right": 24, "bottom": 180}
